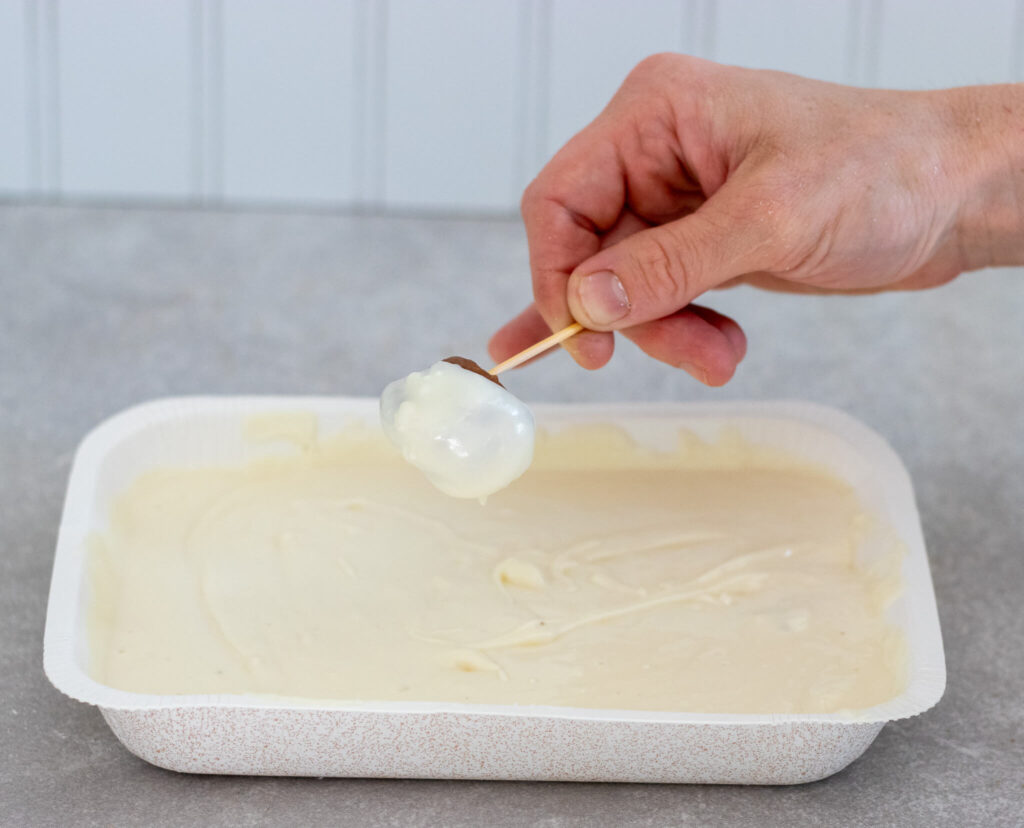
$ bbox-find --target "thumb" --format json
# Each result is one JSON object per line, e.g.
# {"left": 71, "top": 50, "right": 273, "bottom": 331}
{"left": 566, "top": 184, "right": 773, "bottom": 330}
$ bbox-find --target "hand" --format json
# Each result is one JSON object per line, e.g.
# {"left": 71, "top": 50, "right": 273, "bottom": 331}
{"left": 489, "top": 54, "right": 1024, "bottom": 384}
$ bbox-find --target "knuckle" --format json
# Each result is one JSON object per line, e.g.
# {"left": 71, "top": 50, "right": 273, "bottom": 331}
{"left": 630, "top": 233, "right": 692, "bottom": 309}
{"left": 520, "top": 178, "right": 543, "bottom": 220}
{"left": 627, "top": 52, "right": 686, "bottom": 84}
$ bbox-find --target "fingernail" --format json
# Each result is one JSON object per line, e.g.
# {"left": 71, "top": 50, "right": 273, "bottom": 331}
{"left": 575, "top": 271, "right": 630, "bottom": 326}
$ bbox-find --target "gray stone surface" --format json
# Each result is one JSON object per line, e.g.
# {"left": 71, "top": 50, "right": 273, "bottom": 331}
{"left": 1, "top": 204, "right": 1021, "bottom": 826}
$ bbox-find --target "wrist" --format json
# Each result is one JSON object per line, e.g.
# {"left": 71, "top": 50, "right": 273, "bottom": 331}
{"left": 939, "top": 84, "right": 1024, "bottom": 270}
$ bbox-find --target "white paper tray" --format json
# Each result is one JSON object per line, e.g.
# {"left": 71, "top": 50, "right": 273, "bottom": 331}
{"left": 44, "top": 397, "right": 945, "bottom": 784}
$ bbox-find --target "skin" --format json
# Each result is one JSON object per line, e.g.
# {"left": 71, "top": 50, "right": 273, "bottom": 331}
{"left": 489, "top": 54, "right": 1024, "bottom": 385}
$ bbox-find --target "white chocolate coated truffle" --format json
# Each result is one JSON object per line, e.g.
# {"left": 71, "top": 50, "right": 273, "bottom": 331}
{"left": 379, "top": 361, "right": 535, "bottom": 499}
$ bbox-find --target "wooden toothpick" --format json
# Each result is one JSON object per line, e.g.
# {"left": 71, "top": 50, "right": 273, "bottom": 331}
{"left": 489, "top": 322, "right": 584, "bottom": 376}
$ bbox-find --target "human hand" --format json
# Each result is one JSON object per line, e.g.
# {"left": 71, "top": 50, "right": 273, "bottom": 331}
{"left": 489, "top": 54, "right": 1024, "bottom": 384}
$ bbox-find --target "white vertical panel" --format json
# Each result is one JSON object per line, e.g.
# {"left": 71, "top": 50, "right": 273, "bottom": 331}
{"left": 194, "top": 0, "right": 223, "bottom": 202}
{"left": 713, "top": 1, "right": 854, "bottom": 83}
{"left": 515, "top": 0, "right": 548, "bottom": 192}
{"left": 383, "top": 0, "right": 522, "bottom": 211}
{"left": 58, "top": 0, "right": 193, "bottom": 198}
{"left": 37, "top": 0, "right": 62, "bottom": 196}
{"left": 353, "top": 0, "right": 387, "bottom": 205}
{"left": 875, "top": 0, "right": 1017, "bottom": 88}
{"left": 0, "top": 2, "right": 30, "bottom": 193}
{"left": 1014, "top": 0, "right": 1024, "bottom": 81}
{"left": 546, "top": 1, "right": 685, "bottom": 161}
{"left": 850, "top": 0, "right": 883, "bottom": 87}
{"left": 221, "top": 0, "right": 356, "bottom": 205}
{"left": 686, "top": 0, "right": 716, "bottom": 60}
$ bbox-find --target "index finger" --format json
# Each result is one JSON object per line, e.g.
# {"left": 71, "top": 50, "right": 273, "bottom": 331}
{"left": 521, "top": 130, "right": 627, "bottom": 368}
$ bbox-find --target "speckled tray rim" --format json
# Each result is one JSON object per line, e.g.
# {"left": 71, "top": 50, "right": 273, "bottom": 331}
{"left": 44, "top": 397, "right": 946, "bottom": 728}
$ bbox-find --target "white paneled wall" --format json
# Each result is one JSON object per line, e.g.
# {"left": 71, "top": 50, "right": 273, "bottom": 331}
{"left": 0, "top": 1, "right": 30, "bottom": 192}
{"left": 1, "top": 0, "right": 1022, "bottom": 212}
{"left": 221, "top": 0, "right": 358, "bottom": 204}
{"left": 873, "top": 0, "right": 1019, "bottom": 88}
{"left": 713, "top": 0, "right": 856, "bottom": 83}
{"left": 545, "top": 0, "right": 688, "bottom": 157}
{"left": 383, "top": 0, "right": 523, "bottom": 210}
{"left": 58, "top": 0, "right": 194, "bottom": 198}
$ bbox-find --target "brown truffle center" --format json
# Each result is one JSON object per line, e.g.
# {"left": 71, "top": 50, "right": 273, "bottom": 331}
{"left": 442, "top": 356, "right": 504, "bottom": 387}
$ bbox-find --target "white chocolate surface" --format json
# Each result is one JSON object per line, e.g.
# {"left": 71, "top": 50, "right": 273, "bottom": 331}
{"left": 87, "top": 423, "right": 907, "bottom": 713}
{"left": 379, "top": 360, "right": 535, "bottom": 499}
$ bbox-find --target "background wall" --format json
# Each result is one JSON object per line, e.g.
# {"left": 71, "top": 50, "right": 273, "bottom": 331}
{"left": 2, "top": 0, "right": 1022, "bottom": 214}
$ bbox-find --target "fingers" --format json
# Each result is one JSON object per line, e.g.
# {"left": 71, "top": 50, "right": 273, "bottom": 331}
{"left": 490, "top": 302, "right": 746, "bottom": 385}
{"left": 599, "top": 209, "right": 655, "bottom": 249}
{"left": 516, "top": 53, "right": 766, "bottom": 374}
{"left": 521, "top": 131, "right": 627, "bottom": 368}
{"left": 622, "top": 304, "right": 747, "bottom": 386}
{"left": 566, "top": 175, "right": 775, "bottom": 331}
{"left": 488, "top": 304, "right": 552, "bottom": 363}
{"left": 488, "top": 304, "right": 614, "bottom": 370}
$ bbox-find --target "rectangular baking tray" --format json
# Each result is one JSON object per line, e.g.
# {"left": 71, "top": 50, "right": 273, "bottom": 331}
{"left": 44, "top": 397, "right": 945, "bottom": 784}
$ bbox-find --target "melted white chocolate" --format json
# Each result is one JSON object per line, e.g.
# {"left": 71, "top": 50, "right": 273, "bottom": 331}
{"left": 379, "top": 360, "right": 534, "bottom": 499}
{"left": 87, "top": 422, "right": 907, "bottom": 713}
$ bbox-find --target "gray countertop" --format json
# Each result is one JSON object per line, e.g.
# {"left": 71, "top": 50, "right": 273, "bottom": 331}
{"left": 2, "top": 204, "right": 1021, "bottom": 826}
